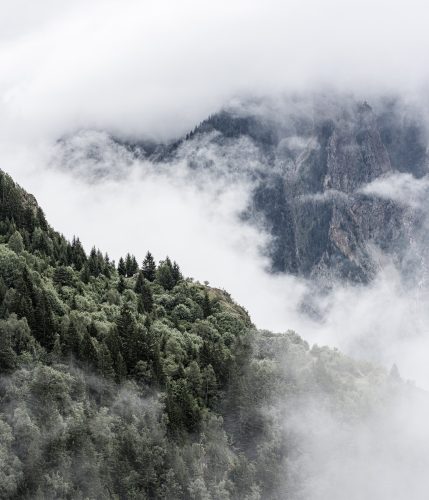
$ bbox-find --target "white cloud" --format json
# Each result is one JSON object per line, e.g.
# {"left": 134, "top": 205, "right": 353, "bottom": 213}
{"left": 1, "top": 0, "right": 429, "bottom": 143}
{"left": 5, "top": 133, "right": 429, "bottom": 391}
{"left": 360, "top": 173, "right": 429, "bottom": 208}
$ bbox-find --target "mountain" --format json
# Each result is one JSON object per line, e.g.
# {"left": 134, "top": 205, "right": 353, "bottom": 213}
{"left": 115, "top": 95, "right": 427, "bottom": 284}
{"left": 0, "top": 169, "right": 401, "bottom": 499}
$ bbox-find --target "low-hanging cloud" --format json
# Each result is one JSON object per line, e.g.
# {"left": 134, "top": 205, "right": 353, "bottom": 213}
{"left": 5, "top": 129, "right": 429, "bottom": 392}
{"left": 1, "top": 0, "right": 429, "bottom": 144}
{"left": 360, "top": 172, "right": 429, "bottom": 208}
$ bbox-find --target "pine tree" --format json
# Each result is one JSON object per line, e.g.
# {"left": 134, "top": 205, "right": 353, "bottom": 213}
{"left": 117, "top": 275, "right": 126, "bottom": 293}
{"left": 0, "top": 321, "right": 17, "bottom": 373}
{"left": 103, "top": 253, "right": 112, "bottom": 278}
{"left": 142, "top": 286, "right": 154, "bottom": 314}
{"left": 142, "top": 252, "right": 156, "bottom": 282}
{"left": 130, "top": 255, "right": 138, "bottom": 276}
{"left": 157, "top": 257, "right": 176, "bottom": 290}
{"left": 202, "top": 290, "right": 212, "bottom": 318}
{"left": 71, "top": 237, "right": 87, "bottom": 270}
{"left": 88, "top": 247, "right": 103, "bottom": 277}
{"left": 124, "top": 253, "right": 138, "bottom": 277}
{"left": 33, "top": 290, "right": 56, "bottom": 350}
{"left": 137, "top": 295, "right": 145, "bottom": 315}
{"left": 88, "top": 322, "right": 98, "bottom": 338}
{"left": 0, "top": 277, "right": 7, "bottom": 303}
{"left": 80, "top": 330, "right": 98, "bottom": 366}
{"left": 80, "top": 263, "right": 90, "bottom": 284}
{"left": 63, "top": 320, "right": 80, "bottom": 357}
{"left": 118, "top": 257, "right": 126, "bottom": 276}
{"left": 12, "top": 269, "right": 34, "bottom": 325}
{"left": 97, "top": 342, "right": 115, "bottom": 379}
{"left": 172, "top": 261, "right": 182, "bottom": 284}
{"left": 116, "top": 305, "right": 144, "bottom": 372}
{"left": 53, "top": 266, "right": 73, "bottom": 287}
{"left": 134, "top": 271, "right": 145, "bottom": 294}
{"left": 106, "top": 329, "right": 127, "bottom": 382}
{"left": 8, "top": 230, "right": 24, "bottom": 254}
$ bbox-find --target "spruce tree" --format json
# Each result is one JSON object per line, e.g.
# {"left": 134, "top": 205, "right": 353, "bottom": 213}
{"left": 202, "top": 290, "right": 212, "bottom": 318}
{"left": 33, "top": 290, "right": 56, "bottom": 350}
{"left": 134, "top": 271, "right": 145, "bottom": 295}
{"left": 116, "top": 305, "right": 144, "bottom": 372}
{"left": 97, "top": 342, "right": 115, "bottom": 379}
{"left": 142, "top": 252, "right": 156, "bottom": 282}
{"left": 142, "top": 286, "right": 154, "bottom": 314}
{"left": 172, "top": 261, "right": 182, "bottom": 285}
{"left": 88, "top": 247, "right": 100, "bottom": 277}
{"left": 81, "top": 263, "right": 90, "bottom": 284}
{"left": 0, "top": 321, "right": 17, "bottom": 373}
{"left": 8, "top": 230, "right": 24, "bottom": 254}
{"left": 157, "top": 257, "right": 175, "bottom": 290}
{"left": 118, "top": 257, "right": 126, "bottom": 276}
{"left": 106, "top": 329, "right": 127, "bottom": 382}
{"left": 125, "top": 253, "right": 138, "bottom": 277}
{"left": 117, "top": 275, "right": 126, "bottom": 293}
{"left": 63, "top": 320, "right": 80, "bottom": 357}
{"left": 130, "top": 255, "right": 138, "bottom": 276}
{"left": 71, "top": 236, "right": 87, "bottom": 271}
{"left": 80, "top": 330, "right": 98, "bottom": 366}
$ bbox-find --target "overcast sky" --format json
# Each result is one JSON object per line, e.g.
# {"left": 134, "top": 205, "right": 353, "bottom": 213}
{"left": 1, "top": 0, "right": 429, "bottom": 142}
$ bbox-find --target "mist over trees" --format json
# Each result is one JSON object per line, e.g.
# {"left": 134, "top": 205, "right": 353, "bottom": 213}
{"left": 0, "top": 169, "right": 415, "bottom": 498}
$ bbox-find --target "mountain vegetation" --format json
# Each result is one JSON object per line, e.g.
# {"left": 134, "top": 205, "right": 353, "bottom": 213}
{"left": 0, "top": 169, "right": 400, "bottom": 499}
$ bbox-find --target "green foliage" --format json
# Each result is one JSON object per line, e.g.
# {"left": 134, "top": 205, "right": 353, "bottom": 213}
{"left": 0, "top": 169, "right": 394, "bottom": 499}
{"left": 142, "top": 251, "right": 157, "bottom": 282}
{"left": 157, "top": 257, "right": 182, "bottom": 290}
{"left": 8, "top": 231, "right": 24, "bottom": 254}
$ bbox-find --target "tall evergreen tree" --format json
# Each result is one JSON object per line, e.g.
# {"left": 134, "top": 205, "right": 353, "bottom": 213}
{"left": 202, "top": 290, "right": 212, "bottom": 318}
{"left": 97, "top": 342, "right": 115, "bottom": 379}
{"left": 142, "top": 286, "right": 154, "bottom": 314}
{"left": 134, "top": 271, "right": 145, "bottom": 295}
{"left": 157, "top": 257, "right": 181, "bottom": 290}
{"left": 117, "top": 275, "right": 126, "bottom": 293}
{"left": 80, "top": 330, "right": 98, "bottom": 367}
{"left": 172, "top": 261, "right": 182, "bottom": 284}
{"left": 118, "top": 257, "right": 126, "bottom": 276}
{"left": 142, "top": 252, "right": 157, "bottom": 282}
{"left": 135, "top": 272, "right": 153, "bottom": 315}
{"left": 8, "top": 230, "right": 24, "bottom": 254}
{"left": 71, "top": 236, "right": 87, "bottom": 271}
{"left": 0, "top": 321, "right": 17, "bottom": 373}
{"left": 116, "top": 305, "right": 144, "bottom": 372}
{"left": 125, "top": 253, "right": 138, "bottom": 277}
{"left": 33, "top": 290, "right": 56, "bottom": 350}
{"left": 63, "top": 320, "right": 80, "bottom": 357}
{"left": 106, "top": 328, "right": 127, "bottom": 382}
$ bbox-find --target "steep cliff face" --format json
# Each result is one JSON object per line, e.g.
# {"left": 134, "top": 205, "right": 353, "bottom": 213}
{"left": 168, "top": 96, "right": 427, "bottom": 283}
{"left": 58, "top": 95, "right": 428, "bottom": 283}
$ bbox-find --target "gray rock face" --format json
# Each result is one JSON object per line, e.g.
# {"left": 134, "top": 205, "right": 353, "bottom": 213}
{"left": 109, "top": 95, "right": 428, "bottom": 283}
{"left": 171, "top": 96, "right": 428, "bottom": 283}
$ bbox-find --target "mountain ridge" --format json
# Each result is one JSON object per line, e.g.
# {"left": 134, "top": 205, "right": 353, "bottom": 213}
{"left": 114, "top": 95, "right": 427, "bottom": 283}
{"left": 0, "top": 167, "right": 402, "bottom": 499}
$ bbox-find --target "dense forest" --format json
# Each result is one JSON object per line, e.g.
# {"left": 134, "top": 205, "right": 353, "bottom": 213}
{"left": 0, "top": 169, "right": 400, "bottom": 499}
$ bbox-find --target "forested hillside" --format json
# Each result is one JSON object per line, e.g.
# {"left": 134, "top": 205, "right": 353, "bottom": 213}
{"left": 0, "top": 169, "right": 399, "bottom": 499}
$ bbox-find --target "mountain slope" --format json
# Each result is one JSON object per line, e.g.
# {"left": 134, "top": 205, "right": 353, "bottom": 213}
{"left": 114, "top": 95, "right": 427, "bottom": 283}
{"left": 0, "top": 169, "right": 401, "bottom": 499}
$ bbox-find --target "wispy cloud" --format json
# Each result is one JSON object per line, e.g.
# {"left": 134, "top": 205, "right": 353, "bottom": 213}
{"left": 360, "top": 173, "right": 429, "bottom": 208}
